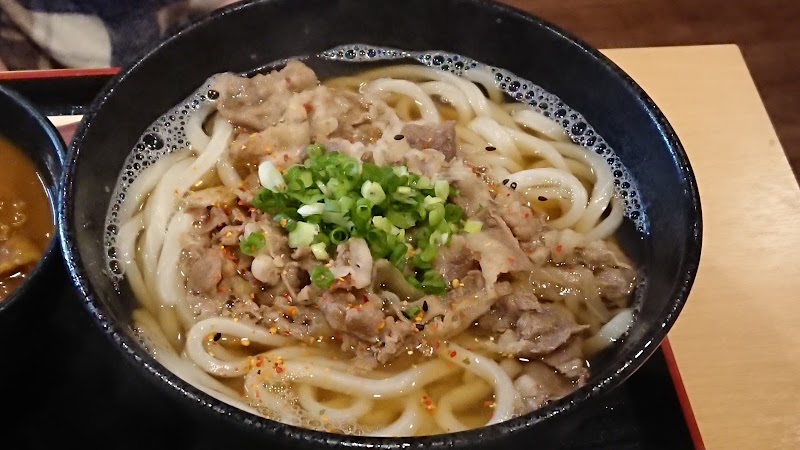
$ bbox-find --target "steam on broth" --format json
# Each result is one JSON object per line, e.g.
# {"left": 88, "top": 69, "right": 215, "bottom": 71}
{"left": 107, "top": 55, "right": 639, "bottom": 436}
{"left": 0, "top": 136, "right": 53, "bottom": 301}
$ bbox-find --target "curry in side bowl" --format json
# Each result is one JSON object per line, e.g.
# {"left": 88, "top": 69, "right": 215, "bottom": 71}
{"left": 0, "top": 135, "right": 54, "bottom": 302}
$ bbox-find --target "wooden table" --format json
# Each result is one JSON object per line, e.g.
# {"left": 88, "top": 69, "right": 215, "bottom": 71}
{"left": 602, "top": 44, "right": 800, "bottom": 450}
{"left": 45, "top": 44, "right": 799, "bottom": 449}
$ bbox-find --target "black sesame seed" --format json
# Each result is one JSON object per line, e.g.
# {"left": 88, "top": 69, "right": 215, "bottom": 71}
{"left": 538, "top": 196, "right": 548, "bottom": 201}
{"left": 207, "top": 89, "right": 219, "bottom": 100}
{"left": 394, "top": 134, "right": 404, "bottom": 140}
{"left": 502, "top": 179, "right": 509, "bottom": 185}
{"left": 416, "top": 323, "right": 425, "bottom": 331}
{"left": 422, "top": 301, "right": 429, "bottom": 312}
{"left": 485, "top": 146, "right": 496, "bottom": 151}
{"left": 510, "top": 182, "right": 518, "bottom": 190}
{"left": 213, "top": 333, "right": 222, "bottom": 341}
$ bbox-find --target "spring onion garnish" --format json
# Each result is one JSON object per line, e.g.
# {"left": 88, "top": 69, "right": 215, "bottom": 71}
{"left": 258, "top": 159, "right": 285, "bottom": 192}
{"left": 311, "top": 265, "right": 335, "bottom": 289}
{"left": 252, "top": 144, "right": 468, "bottom": 295}
{"left": 239, "top": 232, "right": 266, "bottom": 256}
{"left": 402, "top": 305, "right": 421, "bottom": 319}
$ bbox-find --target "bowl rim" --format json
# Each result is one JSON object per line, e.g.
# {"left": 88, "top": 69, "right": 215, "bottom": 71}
{"left": 0, "top": 84, "right": 66, "bottom": 317}
{"left": 58, "top": 0, "right": 703, "bottom": 447}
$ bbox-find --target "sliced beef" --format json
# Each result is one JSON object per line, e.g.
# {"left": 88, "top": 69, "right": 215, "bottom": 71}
{"left": 400, "top": 121, "right": 457, "bottom": 160}
{"left": 215, "top": 60, "right": 319, "bottom": 131}
{"left": 492, "top": 185, "right": 546, "bottom": 242}
{"left": 187, "top": 248, "right": 223, "bottom": 294}
{"left": 541, "top": 337, "right": 589, "bottom": 382}
{"left": 514, "top": 361, "right": 577, "bottom": 411}
{"left": 477, "top": 293, "right": 541, "bottom": 334}
{"left": 427, "top": 270, "right": 512, "bottom": 339}
{"left": 465, "top": 213, "right": 535, "bottom": 287}
{"left": 595, "top": 266, "right": 636, "bottom": 304}
{"left": 433, "top": 235, "right": 479, "bottom": 283}
{"left": 329, "top": 238, "right": 373, "bottom": 289}
{"left": 496, "top": 303, "right": 588, "bottom": 356}
{"left": 183, "top": 186, "right": 237, "bottom": 209}
{"left": 451, "top": 169, "right": 492, "bottom": 218}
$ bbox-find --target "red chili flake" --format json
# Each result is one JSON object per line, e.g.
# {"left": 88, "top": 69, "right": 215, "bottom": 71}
{"left": 285, "top": 77, "right": 292, "bottom": 85}
{"left": 555, "top": 245, "right": 563, "bottom": 253}
{"left": 433, "top": 342, "right": 441, "bottom": 350}
{"left": 275, "top": 367, "right": 284, "bottom": 374}
{"left": 303, "top": 103, "right": 313, "bottom": 113}
{"left": 255, "top": 356, "right": 264, "bottom": 367}
{"left": 283, "top": 154, "right": 290, "bottom": 162}
{"left": 362, "top": 295, "right": 369, "bottom": 303}
{"left": 523, "top": 211, "right": 530, "bottom": 218}
{"left": 449, "top": 351, "right": 457, "bottom": 358}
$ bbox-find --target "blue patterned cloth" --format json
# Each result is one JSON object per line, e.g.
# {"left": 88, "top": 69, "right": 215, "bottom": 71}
{"left": 0, "top": 0, "right": 238, "bottom": 70}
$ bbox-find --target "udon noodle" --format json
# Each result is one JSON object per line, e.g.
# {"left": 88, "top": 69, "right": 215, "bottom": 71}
{"left": 108, "top": 58, "right": 638, "bottom": 436}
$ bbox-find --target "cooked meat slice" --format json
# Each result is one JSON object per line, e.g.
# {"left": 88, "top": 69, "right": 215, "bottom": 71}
{"left": 496, "top": 303, "right": 588, "bottom": 356}
{"left": 477, "top": 293, "right": 541, "bottom": 333}
{"left": 514, "top": 361, "right": 577, "bottom": 411}
{"left": 595, "top": 266, "right": 636, "bottom": 303}
{"left": 465, "top": 213, "right": 535, "bottom": 288}
{"left": 492, "top": 185, "right": 546, "bottom": 242}
{"left": 215, "top": 60, "right": 319, "bottom": 130}
{"left": 541, "top": 337, "right": 589, "bottom": 382}
{"left": 401, "top": 121, "right": 457, "bottom": 160}
{"left": 433, "top": 235, "right": 479, "bottom": 283}
{"left": 187, "top": 248, "right": 223, "bottom": 294}
{"left": 329, "top": 238, "right": 373, "bottom": 289}
{"left": 183, "top": 186, "right": 237, "bottom": 209}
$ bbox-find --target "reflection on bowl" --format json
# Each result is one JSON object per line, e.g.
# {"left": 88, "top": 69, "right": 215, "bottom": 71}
{"left": 58, "top": 0, "right": 701, "bottom": 448}
{"left": 0, "top": 85, "right": 64, "bottom": 319}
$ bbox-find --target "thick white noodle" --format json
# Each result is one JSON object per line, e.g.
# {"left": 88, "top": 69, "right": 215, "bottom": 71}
{"left": 185, "top": 102, "right": 214, "bottom": 151}
{"left": 118, "top": 151, "right": 187, "bottom": 223}
{"left": 420, "top": 81, "right": 474, "bottom": 123}
{"left": 140, "top": 157, "right": 194, "bottom": 285}
{"left": 434, "top": 380, "right": 493, "bottom": 433}
{"left": 437, "top": 343, "right": 520, "bottom": 425}
{"left": 512, "top": 108, "right": 570, "bottom": 142}
{"left": 115, "top": 213, "right": 154, "bottom": 310}
{"left": 362, "top": 79, "right": 440, "bottom": 124}
{"left": 505, "top": 168, "right": 589, "bottom": 229}
{"left": 503, "top": 126, "right": 568, "bottom": 170}
{"left": 367, "top": 394, "right": 424, "bottom": 437}
{"left": 254, "top": 357, "right": 458, "bottom": 399}
{"left": 154, "top": 212, "right": 193, "bottom": 306}
{"left": 584, "top": 308, "right": 634, "bottom": 355}
{"left": 296, "top": 385, "right": 373, "bottom": 422}
{"left": 469, "top": 117, "right": 518, "bottom": 158}
{"left": 185, "top": 317, "right": 294, "bottom": 377}
{"left": 174, "top": 115, "right": 233, "bottom": 194}
{"left": 585, "top": 196, "right": 625, "bottom": 241}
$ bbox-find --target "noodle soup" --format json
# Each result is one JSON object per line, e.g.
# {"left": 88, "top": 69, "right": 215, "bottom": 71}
{"left": 105, "top": 52, "right": 639, "bottom": 436}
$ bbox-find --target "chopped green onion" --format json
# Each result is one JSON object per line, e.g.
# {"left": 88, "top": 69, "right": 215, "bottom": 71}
{"left": 402, "top": 305, "right": 421, "bottom": 319}
{"left": 258, "top": 160, "right": 285, "bottom": 192}
{"left": 297, "top": 203, "right": 325, "bottom": 217}
{"left": 434, "top": 180, "right": 449, "bottom": 200}
{"left": 311, "top": 265, "right": 334, "bottom": 289}
{"left": 361, "top": 180, "right": 386, "bottom": 204}
{"left": 310, "top": 242, "right": 329, "bottom": 260}
{"left": 239, "top": 232, "right": 265, "bottom": 256}
{"left": 428, "top": 203, "right": 445, "bottom": 226}
{"left": 329, "top": 226, "right": 350, "bottom": 245}
{"left": 306, "top": 144, "right": 325, "bottom": 159}
{"left": 288, "top": 222, "right": 319, "bottom": 248}
{"left": 464, "top": 220, "right": 483, "bottom": 234}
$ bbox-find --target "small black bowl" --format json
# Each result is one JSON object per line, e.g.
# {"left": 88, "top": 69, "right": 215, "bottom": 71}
{"left": 59, "top": 0, "right": 702, "bottom": 448}
{"left": 0, "top": 85, "right": 65, "bottom": 320}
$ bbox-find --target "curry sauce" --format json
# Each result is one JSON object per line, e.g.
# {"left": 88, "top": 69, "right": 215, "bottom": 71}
{"left": 0, "top": 135, "right": 53, "bottom": 301}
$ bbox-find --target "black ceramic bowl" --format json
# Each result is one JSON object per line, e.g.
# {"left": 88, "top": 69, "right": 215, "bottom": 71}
{"left": 58, "top": 0, "right": 702, "bottom": 448}
{"left": 0, "top": 85, "right": 64, "bottom": 320}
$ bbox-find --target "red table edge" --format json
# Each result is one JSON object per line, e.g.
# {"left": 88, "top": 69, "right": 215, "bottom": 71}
{"left": 662, "top": 338, "right": 706, "bottom": 449}
{"left": 4, "top": 66, "right": 706, "bottom": 450}
{"left": 0, "top": 67, "right": 120, "bottom": 81}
